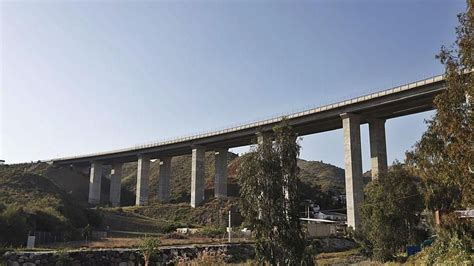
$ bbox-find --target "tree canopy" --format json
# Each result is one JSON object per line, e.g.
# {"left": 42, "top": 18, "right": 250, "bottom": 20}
{"left": 356, "top": 164, "right": 425, "bottom": 262}
{"left": 237, "top": 122, "right": 312, "bottom": 265}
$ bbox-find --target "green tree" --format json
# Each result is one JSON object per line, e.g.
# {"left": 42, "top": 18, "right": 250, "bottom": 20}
{"left": 0, "top": 205, "right": 31, "bottom": 246}
{"left": 406, "top": 1, "right": 473, "bottom": 263}
{"left": 406, "top": 0, "right": 473, "bottom": 214}
{"left": 355, "top": 164, "right": 425, "bottom": 262}
{"left": 238, "top": 122, "right": 313, "bottom": 265}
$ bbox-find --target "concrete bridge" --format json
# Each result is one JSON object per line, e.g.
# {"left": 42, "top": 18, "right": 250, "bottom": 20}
{"left": 52, "top": 74, "right": 446, "bottom": 229}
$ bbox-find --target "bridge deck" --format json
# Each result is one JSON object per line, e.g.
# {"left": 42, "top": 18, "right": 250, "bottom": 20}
{"left": 52, "top": 74, "right": 445, "bottom": 165}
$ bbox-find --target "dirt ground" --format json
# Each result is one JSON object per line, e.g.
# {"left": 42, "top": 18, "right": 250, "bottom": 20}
{"left": 41, "top": 237, "right": 252, "bottom": 249}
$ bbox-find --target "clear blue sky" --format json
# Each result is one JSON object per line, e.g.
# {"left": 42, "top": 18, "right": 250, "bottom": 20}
{"left": 0, "top": 0, "right": 467, "bottom": 169}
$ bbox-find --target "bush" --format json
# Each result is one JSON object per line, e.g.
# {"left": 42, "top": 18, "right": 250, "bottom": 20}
{"left": 195, "top": 247, "right": 230, "bottom": 263}
{"left": 54, "top": 249, "right": 73, "bottom": 266}
{"left": 161, "top": 222, "right": 186, "bottom": 233}
{"left": 84, "top": 209, "right": 102, "bottom": 227}
{"left": 138, "top": 236, "right": 160, "bottom": 266}
{"left": 198, "top": 226, "right": 226, "bottom": 238}
{"left": 0, "top": 206, "right": 31, "bottom": 246}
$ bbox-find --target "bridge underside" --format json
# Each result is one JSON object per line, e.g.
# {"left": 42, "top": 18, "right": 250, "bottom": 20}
{"left": 50, "top": 74, "right": 446, "bottom": 230}
{"left": 57, "top": 80, "right": 442, "bottom": 166}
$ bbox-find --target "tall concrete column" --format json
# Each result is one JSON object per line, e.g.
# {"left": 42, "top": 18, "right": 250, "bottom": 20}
{"left": 109, "top": 163, "right": 123, "bottom": 207}
{"left": 158, "top": 157, "right": 172, "bottom": 203}
{"left": 369, "top": 119, "right": 388, "bottom": 180}
{"left": 88, "top": 161, "right": 103, "bottom": 205}
{"left": 191, "top": 146, "right": 205, "bottom": 208}
{"left": 214, "top": 148, "right": 228, "bottom": 198}
{"left": 257, "top": 132, "right": 270, "bottom": 145}
{"left": 341, "top": 113, "right": 363, "bottom": 230}
{"left": 136, "top": 155, "right": 150, "bottom": 206}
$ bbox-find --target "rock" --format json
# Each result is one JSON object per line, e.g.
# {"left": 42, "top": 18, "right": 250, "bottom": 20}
{"left": 118, "top": 262, "right": 128, "bottom": 266}
{"left": 10, "top": 261, "right": 20, "bottom": 266}
{"left": 34, "top": 260, "right": 40, "bottom": 264}
{"left": 128, "top": 253, "right": 135, "bottom": 260}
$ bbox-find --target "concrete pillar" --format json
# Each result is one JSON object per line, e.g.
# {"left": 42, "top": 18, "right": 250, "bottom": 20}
{"left": 109, "top": 163, "right": 123, "bottom": 207}
{"left": 191, "top": 146, "right": 205, "bottom": 208}
{"left": 88, "top": 161, "right": 103, "bottom": 205}
{"left": 214, "top": 148, "right": 228, "bottom": 198}
{"left": 257, "top": 132, "right": 270, "bottom": 145}
{"left": 341, "top": 113, "right": 363, "bottom": 230}
{"left": 369, "top": 119, "right": 388, "bottom": 179}
{"left": 158, "top": 157, "right": 172, "bottom": 203}
{"left": 136, "top": 154, "right": 150, "bottom": 206}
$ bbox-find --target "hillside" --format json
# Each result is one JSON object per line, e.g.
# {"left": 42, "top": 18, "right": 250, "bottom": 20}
{"left": 117, "top": 153, "right": 348, "bottom": 206}
{"left": 0, "top": 154, "right": 351, "bottom": 244}
{"left": 297, "top": 159, "right": 346, "bottom": 193}
{"left": 0, "top": 163, "right": 101, "bottom": 246}
{"left": 0, "top": 154, "right": 349, "bottom": 207}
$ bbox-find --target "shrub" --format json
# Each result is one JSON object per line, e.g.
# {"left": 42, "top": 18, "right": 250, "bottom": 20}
{"left": 195, "top": 247, "right": 230, "bottom": 263}
{"left": 161, "top": 222, "right": 185, "bottom": 233}
{"left": 138, "top": 236, "right": 161, "bottom": 266}
{"left": 0, "top": 206, "right": 31, "bottom": 246}
{"left": 55, "top": 249, "right": 73, "bottom": 266}
{"left": 198, "top": 226, "right": 226, "bottom": 238}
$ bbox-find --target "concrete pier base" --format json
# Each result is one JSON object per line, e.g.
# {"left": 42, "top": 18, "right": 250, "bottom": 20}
{"left": 341, "top": 113, "right": 363, "bottom": 230}
{"left": 88, "top": 162, "right": 103, "bottom": 205}
{"left": 369, "top": 119, "right": 388, "bottom": 179}
{"left": 158, "top": 157, "right": 172, "bottom": 203}
{"left": 214, "top": 148, "right": 228, "bottom": 198}
{"left": 136, "top": 155, "right": 150, "bottom": 206}
{"left": 191, "top": 146, "right": 205, "bottom": 208}
{"left": 109, "top": 163, "right": 123, "bottom": 207}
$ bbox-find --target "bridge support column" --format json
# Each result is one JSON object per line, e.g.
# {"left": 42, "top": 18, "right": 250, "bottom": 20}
{"left": 369, "top": 119, "right": 387, "bottom": 179}
{"left": 88, "top": 161, "right": 102, "bottom": 205}
{"left": 341, "top": 113, "right": 363, "bottom": 230}
{"left": 109, "top": 163, "right": 123, "bottom": 207}
{"left": 214, "top": 148, "right": 228, "bottom": 198}
{"left": 191, "top": 146, "right": 205, "bottom": 208}
{"left": 158, "top": 157, "right": 172, "bottom": 203}
{"left": 136, "top": 155, "right": 150, "bottom": 206}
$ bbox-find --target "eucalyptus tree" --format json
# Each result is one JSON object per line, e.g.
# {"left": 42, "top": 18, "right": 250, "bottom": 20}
{"left": 238, "top": 122, "right": 313, "bottom": 265}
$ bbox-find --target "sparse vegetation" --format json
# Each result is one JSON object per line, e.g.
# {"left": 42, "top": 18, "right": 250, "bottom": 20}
{"left": 138, "top": 236, "right": 161, "bottom": 266}
{"left": 0, "top": 165, "right": 102, "bottom": 247}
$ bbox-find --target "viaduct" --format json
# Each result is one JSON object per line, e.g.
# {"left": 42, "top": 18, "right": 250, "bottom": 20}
{"left": 51, "top": 74, "right": 446, "bottom": 229}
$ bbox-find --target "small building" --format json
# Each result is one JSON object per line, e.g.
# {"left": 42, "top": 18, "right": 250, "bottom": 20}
{"left": 315, "top": 211, "right": 346, "bottom": 221}
{"left": 300, "top": 218, "right": 345, "bottom": 238}
{"left": 176, "top": 228, "right": 198, "bottom": 234}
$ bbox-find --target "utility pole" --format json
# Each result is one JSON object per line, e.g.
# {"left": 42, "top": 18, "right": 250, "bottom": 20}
{"left": 228, "top": 210, "right": 232, "bottom": 243}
